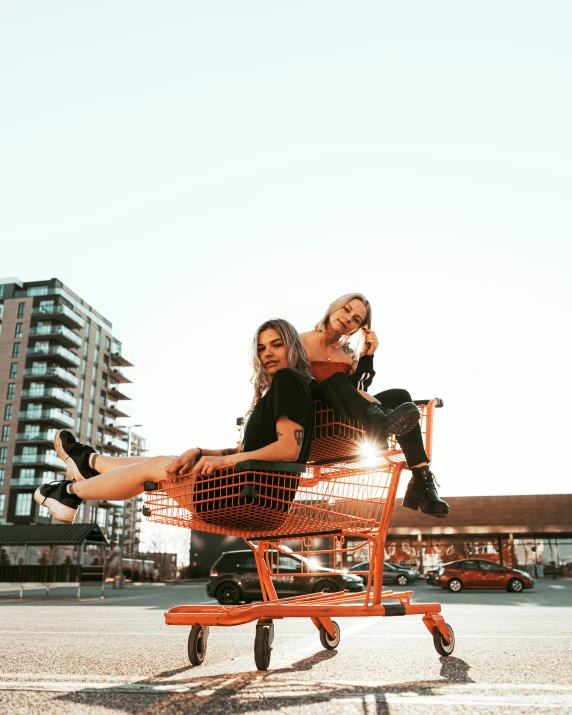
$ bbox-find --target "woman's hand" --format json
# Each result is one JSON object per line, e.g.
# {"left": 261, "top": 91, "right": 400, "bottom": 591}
{"left": 361, "top": 329, "right": 379, "bottom": 356}
{"left": 191, "top": 455, "right": 235, "bottom": 476}
{"left": 165, "top": 448, "right": 202, "bottom": 476}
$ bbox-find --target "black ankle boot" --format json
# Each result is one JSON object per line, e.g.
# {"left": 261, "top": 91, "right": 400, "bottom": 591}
{"left": 402, "top": 466, "right": 449, "bottom": 518}
{"left": 362, "top": 402, "right": 420, "bottom": 447}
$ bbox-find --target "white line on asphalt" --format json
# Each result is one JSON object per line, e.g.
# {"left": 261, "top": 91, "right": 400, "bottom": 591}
{"left": 2, "top": 630, "right": 572, "bottom": 638}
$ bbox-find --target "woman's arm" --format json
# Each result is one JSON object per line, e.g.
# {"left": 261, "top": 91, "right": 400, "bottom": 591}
{"left": 168, "top": 416, "right": 304, "bottom": 477}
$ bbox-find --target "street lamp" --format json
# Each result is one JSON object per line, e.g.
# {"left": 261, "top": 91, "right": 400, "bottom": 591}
{"left": 117, "top": 423, "right": 142, "bottom": 588}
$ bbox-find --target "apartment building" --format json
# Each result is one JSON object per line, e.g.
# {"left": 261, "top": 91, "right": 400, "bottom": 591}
{"left": 0, "top": 276, "right": 143, "bottom": 556}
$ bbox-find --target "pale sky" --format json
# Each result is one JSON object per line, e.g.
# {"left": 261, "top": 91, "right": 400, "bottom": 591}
{"left": 1, "top": 2, "right": 571, "bottom": 557}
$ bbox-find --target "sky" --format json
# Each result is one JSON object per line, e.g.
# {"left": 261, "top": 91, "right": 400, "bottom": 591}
{"left": 1, "top": 2, "right": 571, "bottom": 559}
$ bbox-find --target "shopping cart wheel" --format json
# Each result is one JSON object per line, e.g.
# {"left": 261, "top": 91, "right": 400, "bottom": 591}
{"left": 254, "top": 620, "right": 274, "bottom": 671}
{"left": 433, "top": 623, "right": 455, "bottom": 657}
{"left": 188, "top": 625, "right": 209, "bottom": 666}
{"left": 319, "top": 621, "right": 341, "bottom": 650}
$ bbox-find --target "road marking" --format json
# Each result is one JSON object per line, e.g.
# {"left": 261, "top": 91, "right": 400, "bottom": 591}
{"left": 2, "top": 630, "right": 572, "bottom": 638}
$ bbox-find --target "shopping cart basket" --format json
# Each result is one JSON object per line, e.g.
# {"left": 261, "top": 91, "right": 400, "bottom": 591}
{"left": 143, "top": 397, "right": 454, "bottom": 670}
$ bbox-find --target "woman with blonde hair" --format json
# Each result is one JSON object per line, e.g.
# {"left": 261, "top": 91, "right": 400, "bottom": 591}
{"left": 35, "top": 319, "right": 314, "bottom": 524}
{"left": 300, "top": 293, "right": 449, "bottom": 519}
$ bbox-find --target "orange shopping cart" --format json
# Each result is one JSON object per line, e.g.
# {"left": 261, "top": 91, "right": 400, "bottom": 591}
{"left": 143, "top": 398, "right": 455, "bottom": 670}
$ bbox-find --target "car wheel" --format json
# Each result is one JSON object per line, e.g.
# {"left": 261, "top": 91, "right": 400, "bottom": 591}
{"left": 396, "top": 574, "right": 409, "bottom": 587}
{"left": 447, "top": 578, "right": 463, "bottom": 593}
{"left": 216, "top": 582, "right": 242, "bottom": 605}
{"left": 313, "top": 579, "right": 340, "bottom": 594}
{"left": 508, "top": 578, "right": 524, "bottom": 593}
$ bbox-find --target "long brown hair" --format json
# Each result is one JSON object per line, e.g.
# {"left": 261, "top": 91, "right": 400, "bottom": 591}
{"left": 248, "top": 318, "right": 312, "bottom": 411}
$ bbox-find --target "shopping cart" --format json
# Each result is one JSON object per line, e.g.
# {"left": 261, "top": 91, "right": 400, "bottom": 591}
{"left": 143, "top": 398, "right": 455, "bottom": 670}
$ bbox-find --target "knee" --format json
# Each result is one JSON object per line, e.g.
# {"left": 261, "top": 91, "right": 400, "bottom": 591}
{"left": 396, "top": 389, "right": 412, "bottom": 402}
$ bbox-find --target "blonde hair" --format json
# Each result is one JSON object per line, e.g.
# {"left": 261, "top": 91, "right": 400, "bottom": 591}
{"left": 248, "top": 318, "right": 312, "bottom": 411}
{"left": 314, "top": 293, "right": 372, "bottom": 349}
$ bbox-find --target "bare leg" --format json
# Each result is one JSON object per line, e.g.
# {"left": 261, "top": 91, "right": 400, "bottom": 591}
{"left": 92, "top": 454, "right": 148, "bottom": 474}
{"left": 72, "top": 456, "right": 173, "bottom": 502}
{"left": 358, "top": 389, "right": 380, "bottom": 404}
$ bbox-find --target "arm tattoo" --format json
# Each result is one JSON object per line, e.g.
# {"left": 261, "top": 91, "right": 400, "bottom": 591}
{"left": 221, "top": 447, "right": 237, "bottom": 456}
{"left": 276, "top": 430, "right": 284, "bottom": 440}
{"left": 294, "top": 429, "right": 304, "bottom": 447}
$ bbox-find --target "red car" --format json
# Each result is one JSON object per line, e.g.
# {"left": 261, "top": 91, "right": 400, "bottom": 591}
{"left": 435, "top": 559, "right": 534, "bottom": 593}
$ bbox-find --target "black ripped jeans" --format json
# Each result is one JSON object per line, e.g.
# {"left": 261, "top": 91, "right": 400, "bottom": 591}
{"left": 311, "top": 374, "right": 429, "bottom": 467}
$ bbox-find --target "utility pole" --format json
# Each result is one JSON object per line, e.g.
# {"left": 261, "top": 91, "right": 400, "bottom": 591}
{"left": 117, "top": 423, "right": 141, "bottom": 588}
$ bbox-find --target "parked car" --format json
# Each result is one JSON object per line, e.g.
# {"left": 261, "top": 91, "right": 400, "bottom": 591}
{"left": 348, "top": 561, "right": 419, "bottom": 587}
{"left": 435, "top": 559, "right": 535, "bottom": 593}
{"left": 425, "top": 567, "right": 440, "bottom": 586}
{"left": 207, "top": 550, "right": 364, "bottom": 605}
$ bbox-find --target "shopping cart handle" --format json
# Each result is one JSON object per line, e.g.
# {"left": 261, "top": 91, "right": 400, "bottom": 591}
{"left": 144, "top": 481, "right": 160, "bottom": 491}
{"left": 234, "top": 460, "right": 307, "bottom": 473}
{"left": 414, "top": 398, "right": 444, "bottom": 408}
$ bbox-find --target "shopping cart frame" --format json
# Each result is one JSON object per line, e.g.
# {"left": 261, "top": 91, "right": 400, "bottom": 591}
{"left": 144, "top": 397, "right": 455, "bottom": 670}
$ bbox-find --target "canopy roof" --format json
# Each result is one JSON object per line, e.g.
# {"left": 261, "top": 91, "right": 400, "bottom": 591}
{"left": 0, "top": 523, "right": 109, "bottom": 546}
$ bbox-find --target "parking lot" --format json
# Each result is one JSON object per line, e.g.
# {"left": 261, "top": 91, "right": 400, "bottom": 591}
{"left": 0, "top": 578, "right": 571, "bottom": 714}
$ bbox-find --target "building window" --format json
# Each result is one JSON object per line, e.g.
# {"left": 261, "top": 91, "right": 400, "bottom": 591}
{"left": 18, "top": 469, "right": 35, "bottom": 484}
{"left": 92, "top": 365, "right": 97, "bottom": 382}
{"left": 1, "top": 426, "right": 10, "bottom": 442}
{"left": 4, "top": 405, "right": 12, "bottom": 421}
{"left": 0, "top": 468, "right": 4, "bottom": 486}
{"left": 104, "top": 336, "right": 111, "bottom": 352}
{"left": 0, "top": 493, "right": 5, "bottom": 515}
{"left": 0, "top": 448, "right": 7, "bottom": 464}
{"left": 87, "top": 421, "right": 93, "bottom": 440}
{"left": 15, "top": 323, "right": 23, "bottom": 338}
{"left": 0, "top": 284, "right": 4, "bottom": 297}
{"left": 17, "top": 302, "right": 26, "bottom": 318}
{"left": 12, "top": 343, "right": 20, "bottom": 358}
{"left": 15, "top": 492, "right": 33, "bottom": 516}
{"left": 95, "top": 329, "right": 101, "bottom": 347}
{"left": 9, "top": 363, "right": 18, "bottom": 379}
{"left": 0, "top": 304, "right": 3, "bottom": 319}
{"left": 38, "top": 504, "right": 50, "bottom": 518}
{"left": 7, "top": 384, "right": 15, "bottom": 400}
{"left": 93, "top": 347, "right": 99, "bottom": 365}
{"left": 97, "top": 508, "right": 107, "bottom": 528}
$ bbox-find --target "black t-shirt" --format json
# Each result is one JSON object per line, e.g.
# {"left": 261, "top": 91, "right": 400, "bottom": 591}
{"left": 242, "top": 368, "right": 313, "bottom": 464}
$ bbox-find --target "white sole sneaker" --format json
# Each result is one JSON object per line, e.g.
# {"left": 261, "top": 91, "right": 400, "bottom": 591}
{"left": 34, "top": 487, "right": 78, "bottom": 524}
{"left": 54, "top": 430, "right": 85, "bottom": 481}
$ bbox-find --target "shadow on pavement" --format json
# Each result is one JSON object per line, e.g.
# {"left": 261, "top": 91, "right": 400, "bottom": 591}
{"left": 55, "top": 650, "right": 476, "bottom": 714}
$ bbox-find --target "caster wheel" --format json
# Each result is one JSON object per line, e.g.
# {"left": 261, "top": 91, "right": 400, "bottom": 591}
{"left": 188, "top": 625, "right": 209, "bottom": 666}
{"left": 254, "top": 622, "right": 273, "bottom": 671}
{"left": 433, "top": 623, "right": 455, "bottom": 656}
{"left": 319, "top": 621, "right": 341, "bottom": 650}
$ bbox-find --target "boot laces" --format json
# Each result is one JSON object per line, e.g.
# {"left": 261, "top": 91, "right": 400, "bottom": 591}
{"left": 421, "top": 469, "right": 440, "bottom": 489}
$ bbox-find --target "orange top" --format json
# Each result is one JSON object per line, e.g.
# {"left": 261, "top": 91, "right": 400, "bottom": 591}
{"left": 310, "top": 361, "right": 352, "bottom": 382}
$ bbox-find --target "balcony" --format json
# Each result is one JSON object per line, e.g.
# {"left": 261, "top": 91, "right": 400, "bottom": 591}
{"left": 21, "top": 387, "right": 77, "bottom": 408}
{"left": 31, "top": 304, "right": 84, "bottom": 329}
{"left": 27, "top": 344, "right": 80, "bottom": 367}
{"left": 104, "top": 422, "right": 128, "bottom": 437}
{"left": 107, "top": 404, "right": 130, "bottom": 419}
{"left": 28, "top": 324, "right": 82, "bottom": 348}
{"left": 109, "top": 368, "right": 132, "bottom": 385}
{"left": 110, "top": 350, "right": 134, "bottom": 368}
{"left": 23, "top": 365, "right": 78, "bottom": 387}
{"left": 104, "top": 436, "right": 128, "bottom": 454}
{"left": 13, "top": 452, "right": 63, "bottom": 468}
{"left": 108, "top": 386, "right": 130, "bottom": 401}
{"left": 19, "top": 408, "right": 75, "bottom": 428}
{"left": 16, "top": 430, "right": 58, "bottom": 444}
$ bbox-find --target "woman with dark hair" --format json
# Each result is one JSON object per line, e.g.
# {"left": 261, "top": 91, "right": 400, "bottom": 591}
{"left": 35, "top": 319, "right": 314, "bottom": 524}
{"left": 300, "top": 293, "right": 449, "bottom": 519}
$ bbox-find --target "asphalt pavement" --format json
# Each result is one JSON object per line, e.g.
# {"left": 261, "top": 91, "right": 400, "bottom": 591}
{"left": 0, "top": 578, "right": 571, "bottom": 714}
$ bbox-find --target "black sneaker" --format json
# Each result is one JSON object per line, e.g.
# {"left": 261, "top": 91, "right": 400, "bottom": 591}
{"left": 54, "top": 430, "right": 98, "bottom": 481}
{"left": 34, "top": 480, "right": 82, "bottom": 524}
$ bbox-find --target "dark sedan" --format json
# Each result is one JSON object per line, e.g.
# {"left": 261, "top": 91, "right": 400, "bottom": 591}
{"left": 207, "top": 550, "right": 363, "bottom": 605}
{"left": 348, "top": 561, "right": 419, "bottom": 587}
